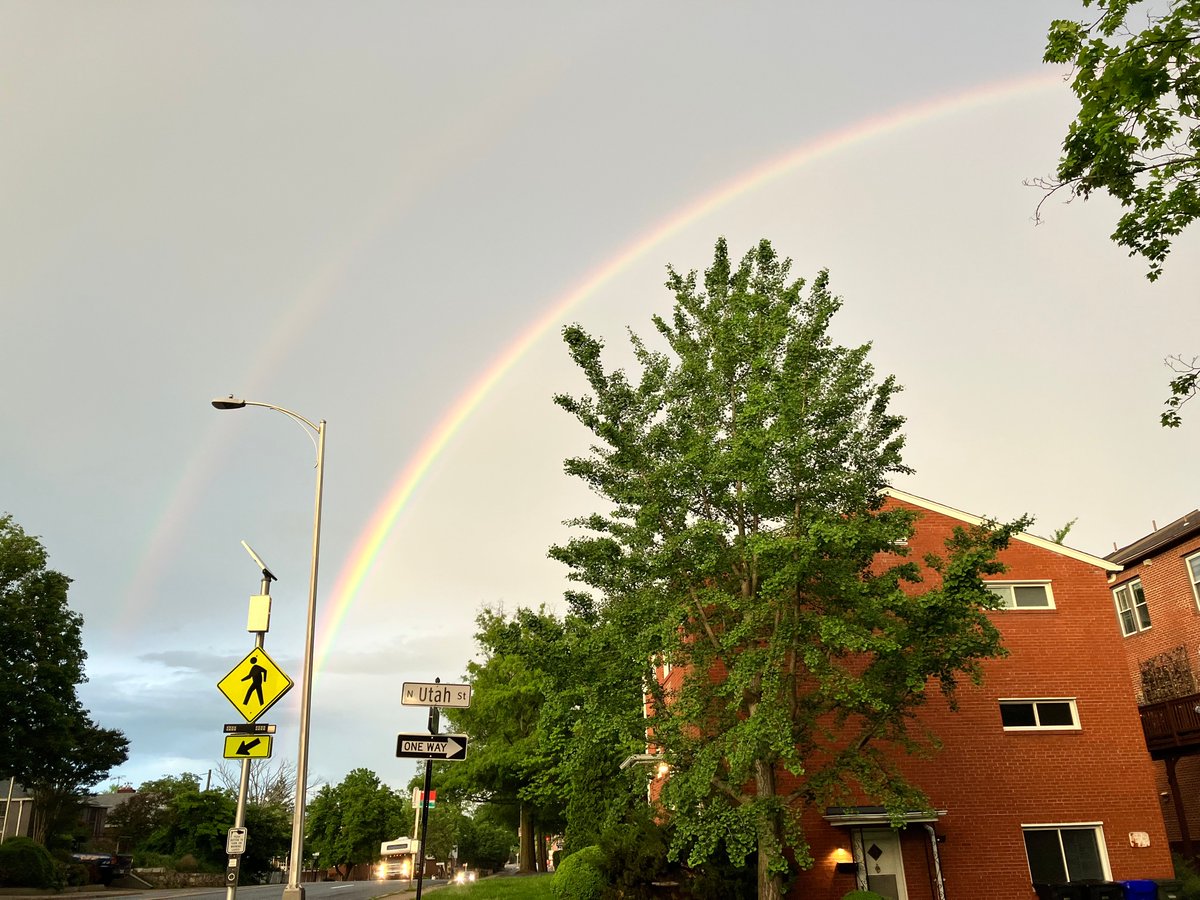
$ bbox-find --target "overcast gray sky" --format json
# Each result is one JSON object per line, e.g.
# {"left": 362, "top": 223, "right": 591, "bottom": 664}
{"left": 4, "top": 2, "right": 1198, "bottom": 794}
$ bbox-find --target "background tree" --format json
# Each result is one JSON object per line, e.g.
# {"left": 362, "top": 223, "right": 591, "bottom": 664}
{"left": 440, "top": 608, "right": 557, "bottom": 873}
{"left": 213, "top": 759, "right": 320, "bottom": 810}
{"left": 455, "top": 806, "right": 515, "bottom": 872}
{"left": 0, "top": 514, "right": 128, "bottom": 846}
{"left": 105, "top": 774, "right": 203, "bottom": 851}
{"left": 1038, "top": 3, "right": 1200, "bottom": 424}
{"left": 142, "top": 783, "right": 236, "bottom": 870}
{"left": 1039, "top": 0, "right": 1200, "bottom": 282}
{"left": 305, "top": 769, "right": 405, "bottom": 880}
{"left": 552, "top": 238, "right": 1024, "bottom": 900}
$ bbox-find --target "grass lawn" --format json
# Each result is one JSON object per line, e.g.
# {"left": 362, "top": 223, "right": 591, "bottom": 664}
{"left": 426, "top": 873, "right": 555, "bottom": 899}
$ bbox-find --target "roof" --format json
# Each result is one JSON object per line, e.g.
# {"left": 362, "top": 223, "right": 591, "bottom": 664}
{"left": 1107, "top": 509, "right": 1200, "bottom": 566}
{"left": 823, "top": 806, "right": 946, "bottom": 826}
{"left": 885, "top": 488, "right": 1122, "bottom": 573}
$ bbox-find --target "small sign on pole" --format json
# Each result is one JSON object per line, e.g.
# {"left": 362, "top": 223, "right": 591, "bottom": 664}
{"left": 396, "top": 733, "right": 468, "bottom": 761}
{"left": 401, "top": 682, "right": 472, "bottom": 708}
{"left": 227, "top": 827, "right": 248, "bottom": 856}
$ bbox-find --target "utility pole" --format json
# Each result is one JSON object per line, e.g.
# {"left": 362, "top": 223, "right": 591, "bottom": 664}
{"left": 414, "top": 680, "right": 440, "bottom": 900}
{"left": 225, "top": 545, "right": 277, "bottom": 900}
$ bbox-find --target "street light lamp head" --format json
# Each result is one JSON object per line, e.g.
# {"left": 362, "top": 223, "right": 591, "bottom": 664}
{"left": 212, "top": 396, "right": 247, "bottom": 410}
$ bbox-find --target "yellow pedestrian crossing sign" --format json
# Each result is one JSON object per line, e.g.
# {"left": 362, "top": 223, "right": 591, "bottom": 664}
{"left": 217, "top": 646, "right": 293, "bottom": 723}
{"left": 223, "top": 734, "right": 273, "bottom": 759}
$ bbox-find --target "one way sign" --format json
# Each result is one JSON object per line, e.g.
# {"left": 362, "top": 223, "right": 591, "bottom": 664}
{"left": 395, "top": 733, "right": 469, "bottom": 761}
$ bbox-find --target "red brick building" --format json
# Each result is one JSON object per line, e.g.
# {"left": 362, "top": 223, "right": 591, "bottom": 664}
{"left": 653, "top": 489, "right": 1174, "bottom": 900}
{"left": 1106, "top": 509, "right": 1200, "bottom": 860}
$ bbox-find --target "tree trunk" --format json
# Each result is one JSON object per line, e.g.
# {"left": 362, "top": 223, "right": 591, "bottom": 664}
{"left": 535, "top": 824, "right": 548, "bottom": 872}
{"left": 518, "top": 802, "right": 536, "bottom": 873}
{"left": 755, "top": 760, "right": 786, "bottom": 900}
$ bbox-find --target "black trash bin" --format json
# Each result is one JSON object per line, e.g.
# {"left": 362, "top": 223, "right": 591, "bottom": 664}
{"left": 1035, "top": 884, "right": 1086, "bottom": 900}
{"left": 1076, "top": 882, "right": 1124, "bottom": 900}
{"left": 1155, "top": 880, "right": 1183, "bottom": 900}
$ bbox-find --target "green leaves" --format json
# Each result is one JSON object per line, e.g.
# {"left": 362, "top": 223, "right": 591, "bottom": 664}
{"left": 1041, "top": 0, "right": 1200, "bottom": 281}
{"left": 553, "top": 238, "right": 1017, "bottom": 897}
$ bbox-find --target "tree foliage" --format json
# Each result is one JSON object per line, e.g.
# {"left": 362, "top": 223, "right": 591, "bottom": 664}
{"left": 441, "top": 606, "right": 645, "bottom": 872}
{"left": 552, "top": 238, "right": 1023, "bottom": 900}
{"left": 109, "top": 773, "right": 288, "bottom": 882}
{"left": 305, "top": 769, "right": 406, "bottom": 880}
{"left": 0, "top": 514, "right": 128, "bottom": 845}
{"left": 1040, "top": 0, "right": 1200, "bottom": 282}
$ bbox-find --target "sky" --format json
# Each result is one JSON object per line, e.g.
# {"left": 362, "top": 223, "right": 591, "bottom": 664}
{"left": 4, "top": 2, "right": 1199, "bottom": 798}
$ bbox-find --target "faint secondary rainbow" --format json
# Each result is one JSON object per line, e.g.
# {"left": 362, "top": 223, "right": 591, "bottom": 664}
{"left": 314, "top": 70, "right": 1064, "bottom": 671}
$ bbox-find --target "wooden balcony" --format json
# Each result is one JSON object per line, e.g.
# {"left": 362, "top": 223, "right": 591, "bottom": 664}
{"left": 1141, "top": 692, "right": 1200, "bottom": 758}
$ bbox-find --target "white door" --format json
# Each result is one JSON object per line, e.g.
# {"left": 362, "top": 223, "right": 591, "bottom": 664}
{"left": 860, "top": 828, "right": 908, "bottom": 900}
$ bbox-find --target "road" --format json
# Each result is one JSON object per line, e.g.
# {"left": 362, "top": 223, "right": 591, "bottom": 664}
{"left": 49, "top": 881, "right": 454, "bottom": 900}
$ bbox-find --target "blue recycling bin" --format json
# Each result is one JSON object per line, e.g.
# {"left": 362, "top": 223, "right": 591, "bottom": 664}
{"left": 1122, "top": 880, "right": 1158, "bottom": 900}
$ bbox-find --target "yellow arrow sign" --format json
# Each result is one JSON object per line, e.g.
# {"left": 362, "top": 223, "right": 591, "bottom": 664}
{"left": 223, "top": 734, "right": 273, "bottom": 759}
{"left": 217, "top": 646, "right": 294, "bottom": 723}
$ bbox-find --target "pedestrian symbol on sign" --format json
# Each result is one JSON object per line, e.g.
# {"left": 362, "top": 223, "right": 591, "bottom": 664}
{"left": 241, "top": 657, "right": 268, "bottom": 706}
{"left": 217, "top": 646, "right": 293, "bottom": 723}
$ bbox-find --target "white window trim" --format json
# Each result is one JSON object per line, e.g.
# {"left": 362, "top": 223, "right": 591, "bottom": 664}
{"left": 1187, "top": 551, "right": 1200, "bottom": 609}
{"left": 1113, "top": 578, "right": 1151, "bottom": 636}
{"left": 998, "top": 697, "right": 1081, "bottom": 731}
{"left": 1021, "top": 822, "right": 1111, "bottom": 883}
{"left": 985, "top": 580, "right": 1055, "bottom": 610}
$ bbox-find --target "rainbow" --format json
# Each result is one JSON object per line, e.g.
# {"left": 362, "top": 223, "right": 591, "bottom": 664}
{"left": 312, "top": 70, "right": 1066, "bottom": 671}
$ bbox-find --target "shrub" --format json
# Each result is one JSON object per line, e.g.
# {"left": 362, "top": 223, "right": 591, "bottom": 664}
{"left": 597, "top": 811, "right": 676, "bottom": 899}
{"left": 551, "top": 845, "right": 607, "bottom": 900}
{"left": 0, "top": 837, "right": 60, "bottom": 888}
{"left": 1172, "top": 853, "right": 1200, "bottom": 900}
{"left": 843, "top": 891, "right": 888, "bottom": 900}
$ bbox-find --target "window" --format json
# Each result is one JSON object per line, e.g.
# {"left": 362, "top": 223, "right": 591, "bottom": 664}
{"left": 1113, "top": 578, "right": 1151, "bottom": 636}
{"left": 1023, "top": 824, "right": 1108, "bottom": 884}
{"left": 999, "top": 699, "right": 1080, "bottom": 730}
{"left": 1187, "top": 552, "right": 1200, "bottom": 607}
{"left": 986, "top": 581, "right": 1054, "bottom": 609}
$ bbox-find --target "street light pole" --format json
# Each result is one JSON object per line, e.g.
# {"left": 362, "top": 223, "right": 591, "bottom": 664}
{"left": 212, "top": 397, "right": 325, "bottom": 900}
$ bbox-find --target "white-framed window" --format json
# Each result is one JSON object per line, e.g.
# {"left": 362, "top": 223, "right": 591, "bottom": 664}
{"left": 999, "top": 698, "right": 1080, "bottom": 730}
{"left": 1022, "top": 823, "right": 1109, "bottom": 884}
{"left": 1187, "top": 551, "right": 1200, "bottom": 608}
{"left": 986, "top": 581, "right": 1054, "bottom": 609}
{"left": 1113, "top": 578, "right": 1151, "bottom": 636}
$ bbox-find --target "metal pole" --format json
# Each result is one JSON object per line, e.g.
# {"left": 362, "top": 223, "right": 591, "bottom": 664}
{"left": 414, "top": 700, "right": 439, "bottom": 900}
{"left": 283, "top": 420, "right": 325, "bottom": 900}
{"left": 227, "top": 574, "right": 270, "bottom": 900}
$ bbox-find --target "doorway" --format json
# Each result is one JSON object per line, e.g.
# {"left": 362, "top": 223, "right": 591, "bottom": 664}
{"left": 859, "top": 828, "right": 908, "bottom": 900}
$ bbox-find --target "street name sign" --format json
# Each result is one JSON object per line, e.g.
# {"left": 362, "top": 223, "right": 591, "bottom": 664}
{"left": 224, "top": 722, "right": 276, "bottom": 735}
{"left": 401, "top": 681, "right": 472, "bottom": 708}
{"left": 226, "top": 827, "right": 248, "bottom": 856}
{"left": 217, "top": 646, "right": 294, "bottom": 723}
{"left": 223, "top": 734, "right": 273, "bottom": 759}
{"left": 395, "top": 733, "right": 469, "bottom": 761}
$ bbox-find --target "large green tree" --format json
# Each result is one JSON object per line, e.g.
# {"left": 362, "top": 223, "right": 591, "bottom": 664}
{"left": 305, "top": 769, "right": 405, "bottom": 880}
{"left": 0, "top": 514, "right": 128, "bottom": 845}
{"left": 551, "top": 238, "right": 1023, "bottom": 900}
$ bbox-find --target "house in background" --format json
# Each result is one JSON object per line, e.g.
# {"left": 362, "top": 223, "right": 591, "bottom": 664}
{"left": 1106, "top": 509, "right": 1200, "bottom": 860}
{"left": 0, "top": 782, "right": 134, "bottom": 847}
{"left": 650, "top": 490, "right": 1175, "bottom": 900}
{"left": 0, "top": 782, "right": 33, "bottom": 841}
